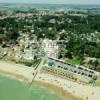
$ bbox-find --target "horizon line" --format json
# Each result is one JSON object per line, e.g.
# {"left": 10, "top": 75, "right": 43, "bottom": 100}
{"left": 0, "top": 3, "right": 100, "bottom": 5}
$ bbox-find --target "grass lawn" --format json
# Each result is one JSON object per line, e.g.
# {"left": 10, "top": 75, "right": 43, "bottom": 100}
{"left": 67, "top": 57, "right": 80, "bottom": 65}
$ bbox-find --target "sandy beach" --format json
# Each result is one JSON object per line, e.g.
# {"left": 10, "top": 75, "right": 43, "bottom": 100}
{"left": 0, "top": 61, "right": 34, "bottom": 82}
{"left": 36, "top": 73, "right": 100, "bottom": 100}
{"left": 0, "top": 61, "right": 100, "bottom": 100}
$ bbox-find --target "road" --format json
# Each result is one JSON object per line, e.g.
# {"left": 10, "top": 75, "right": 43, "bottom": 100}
{"left": 30, "top": 55, "right": 46, "bottom": 84}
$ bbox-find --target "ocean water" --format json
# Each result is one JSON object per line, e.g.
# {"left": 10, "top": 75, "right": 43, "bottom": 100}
{"left": 0, "top": 75, "right": 61, "bottom": 100}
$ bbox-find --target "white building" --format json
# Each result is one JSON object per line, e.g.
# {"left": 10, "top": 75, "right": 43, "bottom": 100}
{"left": 41, "top": 39, "right": 60, "bottom": 58}
{"left": 23, "top": 48, "right": 34, "bottom": 60}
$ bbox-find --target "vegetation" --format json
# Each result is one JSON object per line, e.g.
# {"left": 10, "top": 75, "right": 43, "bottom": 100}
{"left": 88, "top": 60, "right": 100, "bottom": 72}
{"left": 0, "top": 7, "right": 100, "bottom": 71}
{"left": 18, "top": 59, "right": 40, "bottom": 67}
{"left": 89, "top": 75, "right": 98, "bottom": 86}
{"left": 66, "top": 57, "right": 81, "bottom": 65}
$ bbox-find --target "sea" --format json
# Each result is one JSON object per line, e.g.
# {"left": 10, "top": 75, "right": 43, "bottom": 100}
{"left": 0, "top": 75, "right": 61, "bottom": 100}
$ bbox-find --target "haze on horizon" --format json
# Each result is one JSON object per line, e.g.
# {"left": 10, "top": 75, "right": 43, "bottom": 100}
{"left": 0, "top": 0, "right": 100, "bottom": 5}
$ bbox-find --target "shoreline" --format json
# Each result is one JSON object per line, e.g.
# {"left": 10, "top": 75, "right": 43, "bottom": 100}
{"left": 0, "top": 61, "right": 34, "bottom": 82}
{"left": 0, "top": 61, "right": 100, "bottom": 100}
{"left": 35, "top": 73, "right": 100, "bottom": 100}
{"left": 33, "top": 80, "right": 83, "bottom": 100}
{"left": 0, "top": 72, "right": 82, "bottom": 100}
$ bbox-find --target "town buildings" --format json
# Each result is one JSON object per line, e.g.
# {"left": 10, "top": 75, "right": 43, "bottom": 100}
{"left": 41, "top": 39, "right": 60, "bottom": 59}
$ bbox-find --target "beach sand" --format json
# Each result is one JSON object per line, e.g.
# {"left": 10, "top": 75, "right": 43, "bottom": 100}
{"left": 0, "top": 61, "right": 100, "bottom": 100}
{"left": 0, "top": 61, "right": 34, "bottom": 82}
{"left": 36, "top": 73, "right": 100, "bottom": 100}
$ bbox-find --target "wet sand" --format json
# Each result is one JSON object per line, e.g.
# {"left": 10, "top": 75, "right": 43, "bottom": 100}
{"left": 0, "top": 61, "right": 100, "bottom": 100}
{"left": 33, "top": 81, "right": 83, "bottom": 100}
{"left": 36, "top": 73, "right": 100, "bottom": 100}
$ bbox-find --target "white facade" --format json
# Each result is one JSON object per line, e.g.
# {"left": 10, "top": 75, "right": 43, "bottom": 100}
{"left": 23, "top": 48, "right": 34, "bottom": 60}
{"left": 41, "top": 39, "right": 60, "bottom": 58}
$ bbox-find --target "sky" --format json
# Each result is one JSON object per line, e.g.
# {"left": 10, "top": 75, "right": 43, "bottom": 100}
{"left": 0, "top": 0, "right": 100, "bottom": 4}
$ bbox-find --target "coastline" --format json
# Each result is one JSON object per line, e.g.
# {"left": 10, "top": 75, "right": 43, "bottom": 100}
{"left": 33, "top": 80, "right": 83, "bottom": 100}
{"left": 35, "top": 73, "right": 100, "bottom": 100}
{"left": 0, "top": 61, "right": 100, "bottom": 100}
{"left": 0, "top": 61, "right": 34, "bottom": 82}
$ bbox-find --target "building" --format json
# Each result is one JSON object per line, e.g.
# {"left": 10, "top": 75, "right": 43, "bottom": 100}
{"left": 41, "top": 39, "right": 60, "bottom": 59}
